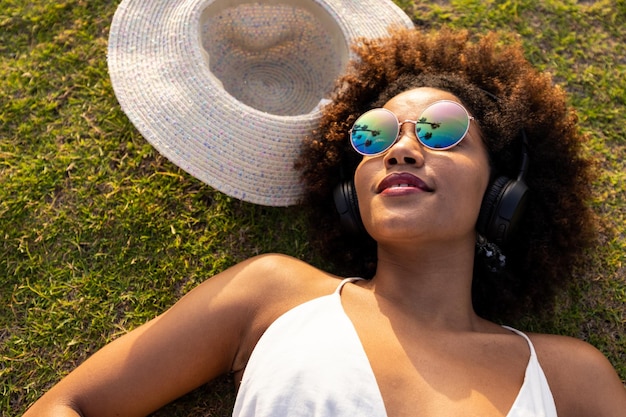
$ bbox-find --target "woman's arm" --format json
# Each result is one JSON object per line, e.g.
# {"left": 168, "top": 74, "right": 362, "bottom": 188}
{"left": 23, "top": 254, "right": 305, "bottom": 417}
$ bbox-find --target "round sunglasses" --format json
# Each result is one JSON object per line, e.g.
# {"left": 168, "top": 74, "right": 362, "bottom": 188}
{"left": 349, "top": 100, "right": 475, "bottom": 156}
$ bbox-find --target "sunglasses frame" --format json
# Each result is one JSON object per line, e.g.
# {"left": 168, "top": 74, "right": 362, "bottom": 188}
{"left": 349, "top": 100, "right": 475, "bottom": 156}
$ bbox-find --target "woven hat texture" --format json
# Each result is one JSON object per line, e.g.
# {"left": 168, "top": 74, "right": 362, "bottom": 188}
{"left": 108, "top": 0, "right": 413, "bottom": 206}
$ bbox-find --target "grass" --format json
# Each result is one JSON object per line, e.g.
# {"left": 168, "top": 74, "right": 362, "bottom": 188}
{"left": 1, "top": 0, "right": 624, "bottom": 415}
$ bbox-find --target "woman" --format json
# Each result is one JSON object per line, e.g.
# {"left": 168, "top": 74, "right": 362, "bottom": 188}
{"left": 25, "top": 28, "right": 625, "bottom": 417}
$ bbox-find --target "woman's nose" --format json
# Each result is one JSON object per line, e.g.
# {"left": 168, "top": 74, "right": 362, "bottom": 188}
{"left": 383, "top": 123, "right": 425, "bottom": 167}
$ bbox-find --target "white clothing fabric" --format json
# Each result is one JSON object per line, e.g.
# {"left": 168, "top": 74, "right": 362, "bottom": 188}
{"left": 232, "top": 278, "right": 557, "bottom": 417}
{"left": 501, "top": 325, "right": 558, "bottom": 417}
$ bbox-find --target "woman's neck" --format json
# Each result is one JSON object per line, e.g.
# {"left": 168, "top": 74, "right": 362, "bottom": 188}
{"left": 367, "top": 238, "right": 481, "bottom": 331}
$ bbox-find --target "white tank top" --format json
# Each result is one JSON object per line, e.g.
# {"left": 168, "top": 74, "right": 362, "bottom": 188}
{"left": 233, "top": 278, "right": 558, "bottom": 417}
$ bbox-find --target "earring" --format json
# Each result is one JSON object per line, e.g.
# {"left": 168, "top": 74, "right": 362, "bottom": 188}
{"left": 476, "top": 234, "right": 506, "bottom": 273}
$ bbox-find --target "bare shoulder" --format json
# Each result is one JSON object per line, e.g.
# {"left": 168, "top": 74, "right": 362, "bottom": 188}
{"left": 198, "top": 253, "right": 343, "bottom": 331}
{"left": 211, "top": 254, "right": 344, "bottom": 371}
{"left": 528, "top": 332, "right": 618, "bottom": 379}
{"left": 528, "top": 333, "right": 626, "bottom": 417}
{"left": 220, "top": 253, "right": 341, "bottom": 301}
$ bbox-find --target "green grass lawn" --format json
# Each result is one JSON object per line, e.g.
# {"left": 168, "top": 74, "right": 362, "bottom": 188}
{"left": 1, "top": 0, "right": 624, "bottom": 415}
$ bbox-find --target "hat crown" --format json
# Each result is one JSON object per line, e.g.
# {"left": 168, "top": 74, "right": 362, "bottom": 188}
{"left": 202, "top": 0, "right": 349, "bottom": 116}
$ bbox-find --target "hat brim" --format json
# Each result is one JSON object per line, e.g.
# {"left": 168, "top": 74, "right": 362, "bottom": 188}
{"left": 108, "top": 0, "right": 413, "bottom": 206}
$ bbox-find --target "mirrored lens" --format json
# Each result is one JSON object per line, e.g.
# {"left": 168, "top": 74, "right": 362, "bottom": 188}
{"left": 350, "top": 108, "right": 399, "bottom": 155}
{"left": 416, "top": 101, "right": 470, "bottom": 150}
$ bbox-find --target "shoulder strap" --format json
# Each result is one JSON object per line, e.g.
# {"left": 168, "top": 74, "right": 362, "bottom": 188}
{"left": 502, "top": 325, "right": 537, "bottom": 357}
{"left": 334, "top": 277, "right": 365, "bottom": 294}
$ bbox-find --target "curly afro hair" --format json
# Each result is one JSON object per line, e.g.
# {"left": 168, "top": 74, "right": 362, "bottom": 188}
{"left": 295, "top": 27, "right": 596, "bottom": 322}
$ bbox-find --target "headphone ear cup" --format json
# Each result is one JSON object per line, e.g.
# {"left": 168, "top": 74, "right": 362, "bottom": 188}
{"left": 477, "top": 176, "right": 509, "bottom": 238}
{"left": 333, "top": 179, "right": 364, "bottom": 236}
{"left": 477, "top": 176, "right": 529, "bottom": 246}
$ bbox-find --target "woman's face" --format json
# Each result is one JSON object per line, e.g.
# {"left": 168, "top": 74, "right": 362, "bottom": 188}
{"left": 354, "top": 87, "right": 491, "bottom": 245}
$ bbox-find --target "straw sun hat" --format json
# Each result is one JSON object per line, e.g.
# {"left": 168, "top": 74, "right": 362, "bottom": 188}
{"left": 108, "top": 0, "right": 413, "bottom": 206}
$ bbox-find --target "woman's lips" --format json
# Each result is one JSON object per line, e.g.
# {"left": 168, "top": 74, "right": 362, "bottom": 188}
{"left": 377, "top": 172, "right": 434, "bottom": 194}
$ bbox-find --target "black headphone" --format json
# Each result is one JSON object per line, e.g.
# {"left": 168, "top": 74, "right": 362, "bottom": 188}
{"left": 476, "top": 133, "right": 529, "bottom": 246}
{"left": 333, "top": 130, "right": 529, "bottom": 247}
